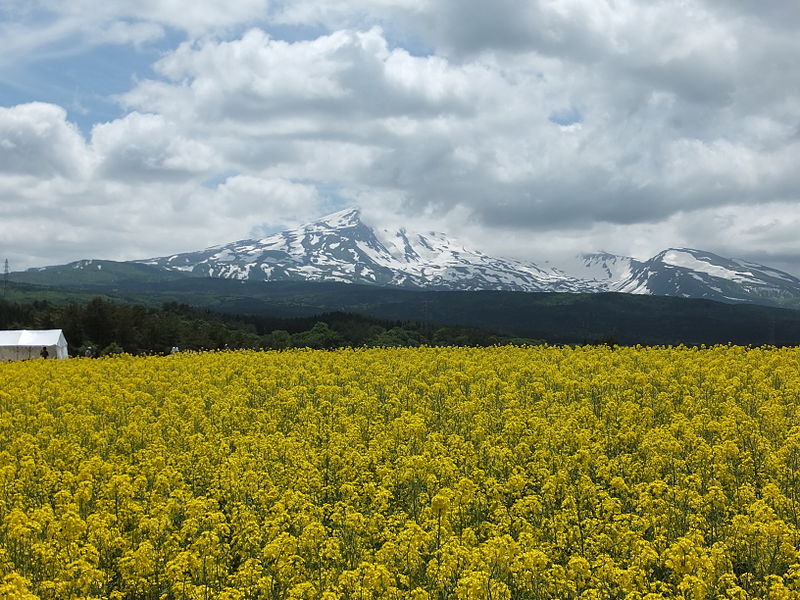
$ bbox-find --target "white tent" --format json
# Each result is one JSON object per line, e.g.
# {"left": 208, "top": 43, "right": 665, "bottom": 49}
{"left": 0, "top": 329, "right": 69, "bottom": 361}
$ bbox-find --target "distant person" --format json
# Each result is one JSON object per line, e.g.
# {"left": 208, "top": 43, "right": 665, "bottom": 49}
{"left": 40, "top": 346, "right": 49, "bottom": 359}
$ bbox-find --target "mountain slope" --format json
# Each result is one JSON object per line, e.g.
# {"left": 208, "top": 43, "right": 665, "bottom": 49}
{"left": 572, "top": 252, "right": 642, "bottom": 286}
{"left": 612, "top": 248, "right": 800, "bottom": 305}
{"left": 14, "top": 209, "right": 800, "bottom": 309}
{"left": 6, "top": 278, "right": 800, "bottom": 346}
{"left": 15, "top": 259, "right": 198, "bottom": 287}
{"left": 137, "top": 208, "right": 590, "bottom": 293}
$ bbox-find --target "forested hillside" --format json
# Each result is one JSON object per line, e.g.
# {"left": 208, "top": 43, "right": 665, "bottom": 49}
{"left": 5, "top": 277, "right": 800, "bottom": 347}
{"left": 0, "top": 298, "right": 536, "bottom": 356}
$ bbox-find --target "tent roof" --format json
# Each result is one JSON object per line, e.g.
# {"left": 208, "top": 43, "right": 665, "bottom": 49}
{"left": 0, "top": 329, "right": 67, "bottom": 347}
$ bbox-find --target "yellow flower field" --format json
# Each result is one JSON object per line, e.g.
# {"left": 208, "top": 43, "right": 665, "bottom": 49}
{"left": 1, "top": 346, "right": 800, "bottom": 599}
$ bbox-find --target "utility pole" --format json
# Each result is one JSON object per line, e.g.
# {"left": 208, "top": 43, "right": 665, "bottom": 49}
{"left": 2, "top": 259, "right": 8, "bottom": 298}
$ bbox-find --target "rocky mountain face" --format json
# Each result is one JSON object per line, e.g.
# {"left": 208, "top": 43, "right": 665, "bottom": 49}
{"left": 605, "top": 248, "right": 800, "bottom": 305}
{"left": 574, "top": 248, "right": 800, "bottom": 306}
{"left": 137, "top": 208, "right": 593, "bottom": 293}
{"left": 570, "top": 252, "right": 642, "bottom": 286}
{"left": 24, "top": 208, "right": 800, "bottom": 308}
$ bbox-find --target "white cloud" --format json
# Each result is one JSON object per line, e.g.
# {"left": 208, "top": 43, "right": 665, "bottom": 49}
{"left": 0, "top": 102, "right": 92, "bottom": 178}
{"left": 216, "top": 175, "right": 323, "bottom": 226}
{"left": 123, "top": 27, "right": 487, "bottom": 127}
{"left": 99, "top": 20, "right": 165, "bottom": 47}
{"left": 0, "top": 0, "right": 270, "bottom": 71}
{"left": 17, "top": 0, "right": 271, "bottom": 37}
{"left": 0, "top": 104, "right": 322, "bottom": 269}
{"left": 97, "top": 0, "right": 270, "bottom": 35}
{"left": 1, "top": 0, "right": 799, "bottom": 276}
{"left": 114, "top": 21, "right": 800, "bottom": 237}
{"left": 91, "top": 112, "right": 217, "bottom": 180}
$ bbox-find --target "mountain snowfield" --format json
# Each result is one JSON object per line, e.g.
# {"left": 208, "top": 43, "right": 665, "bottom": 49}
{"left": 127, "top": 208, "right": 800, "bottom": 306}
{"left": 138, "top": 208, "right": 591, "bottom": 293}
{"left": 573, "top": 248, "right": 800, "bottom": 304}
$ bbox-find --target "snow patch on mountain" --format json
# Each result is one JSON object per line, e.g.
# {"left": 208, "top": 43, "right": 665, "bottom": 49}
{"left": 660, "top": 249, "right": 754, "bottom": 283}
{"left": 603, "top": 248, "right": 800, "bottom": 303}
{"left": 133, "top": 208, "right": 800, "bottom": 306}
{"left": 571, "top": 252, "right": 639, "bottom": 287}
{"left": 138, "top": 208, "right": 592, "bottom": 292}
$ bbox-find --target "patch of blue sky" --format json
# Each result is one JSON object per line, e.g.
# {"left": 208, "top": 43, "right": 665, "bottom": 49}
{"left": 548, "top": 106, "right": 583, "bottom": 126}
{"left": 381, "top": 23, "right": 435, "bottom": 58}
{"left": 202, "top": 171, "right": 240, "bottom": 189}
{"left": 262, "top": 22, "right": 329, "bottom": 43}
{"left": 0, "top": 8, "right": 433, "bottom": 136}
{"left": 0, "top": 26, "right": 185, "bottom": 134}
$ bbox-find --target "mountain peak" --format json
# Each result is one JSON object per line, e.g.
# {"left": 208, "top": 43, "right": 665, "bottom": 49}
{"left": 129, "top": 212, "right": 800, "bottom": 307}
{"left": 138, "top": 207, "right": 588, "bottom": 292}
{"left": 654, "top": 247, "right": 701, "bottom": 259}
{"left": 309, "top": 207, "right": 362, "bottom": 229}
{"left": 251, "top": 207, "right": 364, "bottom": 245}
{"left": 612, "top": 247, "right": 800, "bottom": 302}
{"left": 581, "top": 250, "right": 622, "bottom": 259}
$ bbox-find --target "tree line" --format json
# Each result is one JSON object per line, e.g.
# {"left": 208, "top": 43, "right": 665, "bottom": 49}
{"left": 0, "top": 297, "right": 541, "bottom": 356}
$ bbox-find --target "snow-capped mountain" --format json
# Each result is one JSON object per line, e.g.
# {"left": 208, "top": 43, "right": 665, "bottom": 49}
{"left": 19, "top": 208, "right": 800, "bottom": 308}
{"left": 572, "top": 252, "right": 643, "bottom": 285}
{"left": 577, "top": 248, "right": 800, "bottom": 305}
{"left": 137, "top": 208, "right": 592, "bottom": 293}
{"left": 135, "top": 210, "right": 800, "bottom": 305}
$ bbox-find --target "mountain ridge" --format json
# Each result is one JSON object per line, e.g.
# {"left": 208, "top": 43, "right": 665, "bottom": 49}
{"left": 17, "top": 208, "right": 800, "bottom": 309}
{"left": 135, "top": 208, "right": 592, "bottom": 293}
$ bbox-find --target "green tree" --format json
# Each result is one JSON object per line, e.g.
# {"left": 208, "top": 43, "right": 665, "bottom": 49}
{"left": 292, "top": 322, "right": 342, "bottom": 349}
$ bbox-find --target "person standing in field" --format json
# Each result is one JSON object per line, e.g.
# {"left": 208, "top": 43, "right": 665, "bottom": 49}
{"left": 40, "top": 346, "right": 49, "bottom": 359}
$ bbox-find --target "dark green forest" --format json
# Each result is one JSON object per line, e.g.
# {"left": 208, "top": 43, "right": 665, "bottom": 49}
{"left": 5, "top": 274, "right": 800, "bottom": 348}
{"left": 0, "top": 297, "right": 538, "bottom": 356}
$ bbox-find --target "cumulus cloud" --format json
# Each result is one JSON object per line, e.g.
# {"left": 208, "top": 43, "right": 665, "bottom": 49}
{"left": 112, "top": 22, "right": 800, "bottom": 237}
{"left": 0, "top": 103, "right": 92, "bottom": 178}
{"left": 91, "top": 112, "right": 217, "bottom": 181}
{"left": 0, "top": 0, "right": 270, "bottom": 71}
{"left": 1, "top": 0, "right": 799, "bottom": 276}
{"left": 118, "top": 27, "right": 503, "bottom": 185}
{"left": 123, "top": 28, "right": 487, "bottom": 125}
{"left": 0, "top": 103, "right": 323, "bottom": 269}
{"left": 216, "top": 175, "right": 323, "bottom": 226}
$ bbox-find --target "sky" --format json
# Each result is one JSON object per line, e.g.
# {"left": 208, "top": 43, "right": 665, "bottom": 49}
{"left": 1, "top": 0, "right": 799, "bottom": 276}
